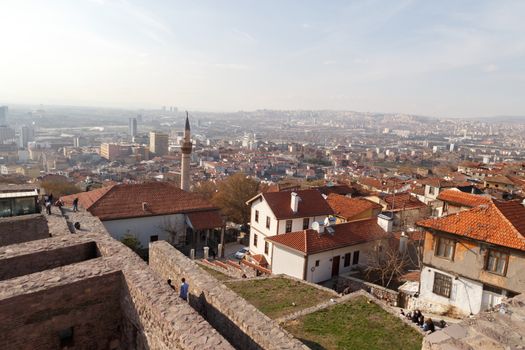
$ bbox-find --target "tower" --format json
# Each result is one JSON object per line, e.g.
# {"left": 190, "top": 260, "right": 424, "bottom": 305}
{"left": 129, "top": 117, "right": 137, "bottom": 138}
{"left": 180, "top": 112, "right": 192, "bottom": 191}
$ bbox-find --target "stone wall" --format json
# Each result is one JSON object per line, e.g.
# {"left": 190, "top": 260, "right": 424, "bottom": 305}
{"left": 0, "top": 272, "right": 123, "bottom": 350}
{"left": 336, "top": 275, "right": 400, "bottom": 306}
{"left": 0, "top": 241, "right": 98, "bottom": 281}
{"left": 149, "top": 241, "right": 309, "bottom": 350}
{"left": 0, "top": 214, "right": 49, "bottom": 247}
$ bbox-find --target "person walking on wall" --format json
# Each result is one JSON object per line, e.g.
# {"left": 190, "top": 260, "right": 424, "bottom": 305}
{"left": 179, "top": 278, "right": 189, "bottom": 301}
{"left": 72, "top": 197, "right": 79, "bottom": 212}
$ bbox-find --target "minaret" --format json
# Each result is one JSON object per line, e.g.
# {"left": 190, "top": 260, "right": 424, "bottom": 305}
{"left": 180, "top": 112, "right": 192, "bottom": 191}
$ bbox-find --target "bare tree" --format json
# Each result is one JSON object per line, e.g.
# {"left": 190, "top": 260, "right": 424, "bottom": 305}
{"left": 365, "top": 241, "right": 411, "bottom": 288}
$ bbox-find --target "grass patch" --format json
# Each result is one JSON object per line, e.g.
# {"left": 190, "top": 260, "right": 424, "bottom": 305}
{"left": 225, "top": 277, "right": 333, "bottom": 319}
{"left": 198, "top": 264, "right": 231, "bottom": 281}
{"left": 284, "top": 296, "right": 422, "bottom": 350}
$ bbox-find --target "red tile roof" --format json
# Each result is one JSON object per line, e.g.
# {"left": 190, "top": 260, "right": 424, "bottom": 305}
{"left": 256, "top": 189, "right": 333, "bottom": 220}
{"left": 417, "top": 201, "right": 525, "bottom": 251}
{"left": 187, "top": 210, "right": 224, "bottom": 230}
{"left": 61, "top": 182, "right": 217, "bottom": 220}
{"left": 384, "top": 192, "right": 426, "bottom": 211}
{"left": 437, "top": 189, "right": 492, "bottom": 208}
{"left": 326, "top": 193, "right": 381, "bottom": 220}
{"left": 314, "top": 184, "right": 355, "bottom": 196}
{"left": 266, "top": 219, "right": 387, "bottom": 255}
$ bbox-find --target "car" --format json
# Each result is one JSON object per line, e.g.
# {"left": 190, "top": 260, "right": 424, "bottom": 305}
{"left": 234, "top": 247, "right": 250, "bottom": 260}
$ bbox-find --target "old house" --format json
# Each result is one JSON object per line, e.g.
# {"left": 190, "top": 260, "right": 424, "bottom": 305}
{"left": 246, "top": 189, "right": 333, "bottom": 265}
{"left": 61, "top": 182, "right": 223, "bottom": 253}
{"left": 416, "top": 200, "right": 525, "bottom": 315}
{"left": 266, "top": 218, "right": 387, "bottom": 283}
{"left": 368, "top": 192, "right": 429, "bottom": 230}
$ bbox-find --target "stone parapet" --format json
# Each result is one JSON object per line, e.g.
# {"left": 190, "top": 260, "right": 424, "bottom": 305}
{"left": 150, "top": 241, "right": 309, "bottom": 350}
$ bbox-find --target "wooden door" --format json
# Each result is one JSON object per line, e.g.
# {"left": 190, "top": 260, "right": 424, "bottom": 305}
{"left": 331, "top": 256, "right": 340, "bottom": 277}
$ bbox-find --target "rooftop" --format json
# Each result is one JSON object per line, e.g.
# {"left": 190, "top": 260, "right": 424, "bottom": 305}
{"left": 437, "top": 189, "right": 492, "bottom": 208}
{"left": 266, "top": 219, "right": 386, "bottom": 255}
{"left": 61, "top": 182, "right": 217, "bottom": 220}
{"left": 417, "top": 200, "right": 525, "bottom": 251}
{"left": 326, "top": 193, "right": 381, "bottom": 220}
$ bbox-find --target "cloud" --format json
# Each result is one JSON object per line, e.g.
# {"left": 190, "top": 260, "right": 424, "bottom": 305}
{"left": 483, "top": 64, "right": 499, "bottom": 73}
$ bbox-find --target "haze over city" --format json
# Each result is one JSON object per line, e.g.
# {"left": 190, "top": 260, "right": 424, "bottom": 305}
{"left": 1, "top": 0, "right": 525, "bottom": 117}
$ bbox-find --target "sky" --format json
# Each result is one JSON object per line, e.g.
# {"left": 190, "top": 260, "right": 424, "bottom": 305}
{"left": 0, "top": 0, "right": 524, "bottom": 117}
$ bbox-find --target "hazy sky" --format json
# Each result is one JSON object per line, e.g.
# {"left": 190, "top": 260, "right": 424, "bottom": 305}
{"left": 1, "top": 0, "right": 524, "bottom": 117}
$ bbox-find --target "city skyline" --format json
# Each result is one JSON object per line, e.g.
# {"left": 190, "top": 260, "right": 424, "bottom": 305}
{"left": 1, "top": 1, "right": 524, "bottom": 118}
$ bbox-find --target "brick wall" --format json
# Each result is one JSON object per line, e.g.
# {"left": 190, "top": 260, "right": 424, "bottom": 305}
{"left": 0, "top": 241, "right": 98, "bottom": 281}
{"left": 0, "top": 272, "right": 123, "bottom": 350}
{"left": 0, "top": 214, "right": 49, "bottom": 247}
{"left": 149, "top": 241, "right": 309, "bottom": 350}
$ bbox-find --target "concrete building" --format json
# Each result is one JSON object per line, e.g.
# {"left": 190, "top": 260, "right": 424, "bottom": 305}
{"left": 0, "top": 106, "right": 7, "bottom": 126}
{"left": 149, "top": 131, "right": 169, "bottom": 157}
{"left": 417, "top": 200, "right": 525, "bottom": 315}
{"left": 19, "top": 125, "right": 35, "bottom": 149}
{"left": 128, "top": 117, "right": 137, "bottom": 138}
{"left": 100, "top": 143, "right": 132, "bottom": 161}
{"left": 180, "top": 114, "right": 192, "bottom": 191}
{"left": 246, "top": 189, "right": 333, "bottom": 265}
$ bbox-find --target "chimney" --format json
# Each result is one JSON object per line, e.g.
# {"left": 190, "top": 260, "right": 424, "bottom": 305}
{"left": 377, "top": 213, "right": 393, "bottom": 232}
{"left": 291, "top": 192, "right": 300, "bottom": 213}
{"left": 399, "top": 231, "right": 408, "bottom": 254}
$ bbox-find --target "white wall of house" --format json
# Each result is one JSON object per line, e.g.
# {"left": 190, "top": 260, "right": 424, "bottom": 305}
{"left": 419, "top": 265, "right": 484, "bottom": 315}
{"left": 305, "top": 243, "right": 372, "bottom": 283}
{"left": 102, "top": 213, "right": 186, "bottom": 248}
{"left": 248, "top": 196, "right": 328, "bottom": 265}
{"left": 271, "top": 245, "right": 305, "bottom": 279}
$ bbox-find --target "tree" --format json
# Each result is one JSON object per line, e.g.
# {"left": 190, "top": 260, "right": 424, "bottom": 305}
{"left": 120, "top": 234, "right": 143, "bottom": 253}
{"left": 365, "top": 240, "right": 411, "bottom": 288}
{"left": 40, "top": 180, "right": 81, "bottom": 198}
{"left": 211, "top": 173, "right": 262, "bottom": 225}
{"left": 193, "top": 180, "right": 218, "bottom": 199}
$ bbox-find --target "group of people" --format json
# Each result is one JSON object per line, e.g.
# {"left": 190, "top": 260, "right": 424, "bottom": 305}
{"left": 401, "top": 309, "right": 445, "bottom": 333}
{"left": 39, "top": 194, "right": 79, "bottom": 215}
{"left": 168, "top": 278, "right": 189, "bottom": 301}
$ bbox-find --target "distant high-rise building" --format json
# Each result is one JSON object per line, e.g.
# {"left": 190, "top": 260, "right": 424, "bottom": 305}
{"left": 129, "top": 117, "right": 137, "bottom": 138}
{"left": 18, "top": 126, "right": 35, "bottom": 149}
{"left": 0, "top": 106, "right": 8, "bottom": 126}
{"left": 0, "top": 126, "right": 16, "bottom": 144}
{"left": 149, "top": 131, "right": 169, "bottom": 157}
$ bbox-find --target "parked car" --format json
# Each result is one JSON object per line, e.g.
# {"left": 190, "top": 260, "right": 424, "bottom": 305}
{"left": 234, "top": 247, "right": 249, "bottom": 260}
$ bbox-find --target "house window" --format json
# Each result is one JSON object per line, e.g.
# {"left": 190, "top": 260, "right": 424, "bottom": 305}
{"left": 303, "top": 218, "right": 309, "bottom": 230}
{"left": 266, "top": 216, "right": 271, "bottom": 229}
{"left": 428, "top": 186, "right": 435, "bottom": 195}
{"left": 264, "top": 242, "right": 269, "bottom": 255}
{"left": 315, "top": 260, "right": 320, "bottom": 267}
{"left": 253, "top": 233, "right": 258, "bottom": 247}
{"left": 255, "top": 210, "right": 259, "bottom": 223}
{"left": 150, "top": 235, "right": 158, "bottom": 242}
{"left": 344, "top": 253, "right": 351, "bottom": 267}
{"left": 486, "top": 250, "right": 508, "bottom": 275}
{"left": 433, "top": 272, "right": 452, "bottom": 298}
{"left": 285, "top": 220, "right": 293, "bottom": 233}
{"left": 352, "top": 251, "right": 360, "bottom": 265}
{"left": 58, "top": 327, "right": 74, "bottom": 347}
{"left": 435, "top": 237, "right": 455, "bottom": 260}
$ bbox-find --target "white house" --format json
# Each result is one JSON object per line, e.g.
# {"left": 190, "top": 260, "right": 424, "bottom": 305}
{"left": 266, "top": 218, "right": 388, "bottom": 283}
{"left": 246, "top": 189, "right": 334, "bottom": 265}
{"left": 61, "top": 182, "right": 223, "bottom": 251}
